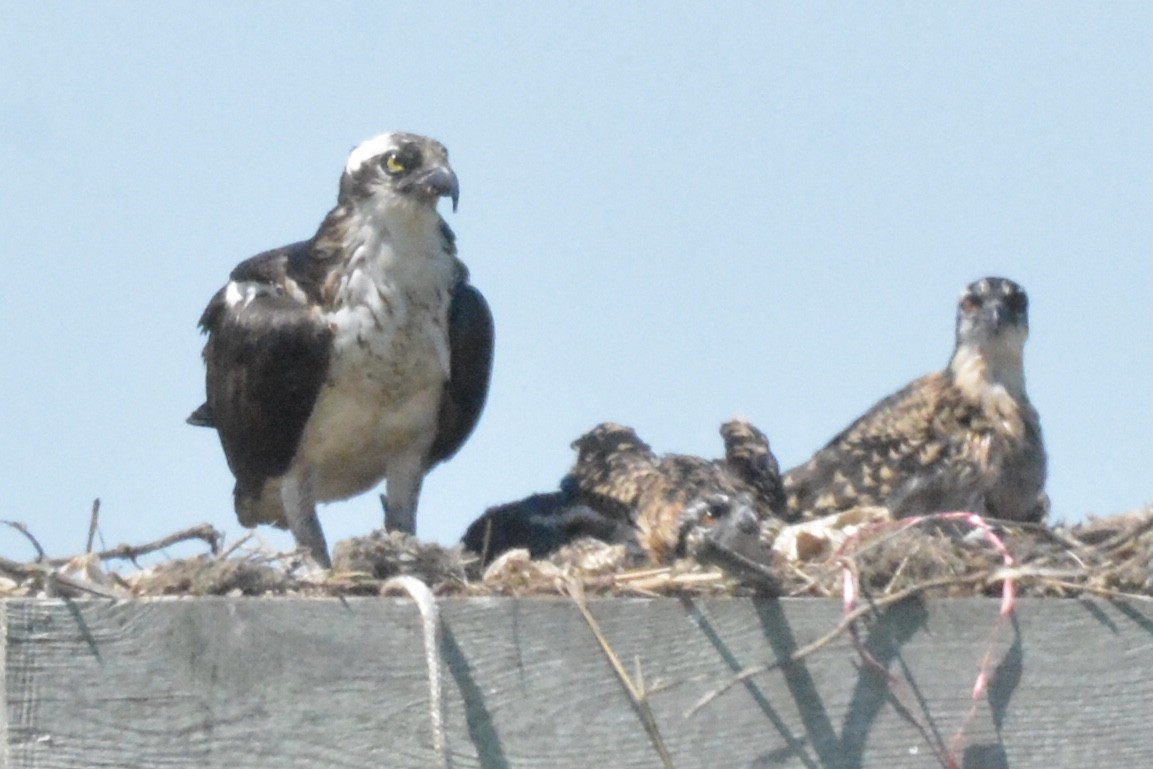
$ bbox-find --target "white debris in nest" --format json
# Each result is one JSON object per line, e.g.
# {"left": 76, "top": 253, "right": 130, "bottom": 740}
{"left": 773, "top": 506, "right": 893, "bottom": 562}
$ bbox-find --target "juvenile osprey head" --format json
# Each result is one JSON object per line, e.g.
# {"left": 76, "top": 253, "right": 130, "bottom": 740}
{"left": 676, "top": 493, "right": 757, "bottom": 556}
{"left": 338, "top": 132, "right": 460, "bottom": 212}
{"left": 949, "top": 275, "right": 1031, "bottom": 395}
{"left": 954, "top": 276, "right": 1029, "bottom": 355}
{"left": 677, "top": 493, "right": 781, "bottom": 587}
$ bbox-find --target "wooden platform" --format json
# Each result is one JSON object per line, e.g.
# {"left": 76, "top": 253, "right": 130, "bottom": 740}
{"left": 3, "top": 596, "right": 1152, "bottom": 768}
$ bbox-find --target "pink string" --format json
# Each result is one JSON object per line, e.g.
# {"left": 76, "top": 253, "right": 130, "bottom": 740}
{"left": 835, "top": 511, "right": 1017, "bottom": 767}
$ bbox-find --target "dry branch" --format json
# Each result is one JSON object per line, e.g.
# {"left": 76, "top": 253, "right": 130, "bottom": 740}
{"left": 47, "top": 523, "right": 223, "bottom": 567}
{"left": 566, "top": 578, "right": 676, "bottom": 769}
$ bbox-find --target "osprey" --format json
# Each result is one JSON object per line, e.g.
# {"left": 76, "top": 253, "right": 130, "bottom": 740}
{"left": 190, "top": 133, "right": 494, "bottom": 567}
{"left": 564, "top": 420, "right": 785, "bottom": 562}
{"left": 462, "top": 419, "right": 786, "bottom": 566}
{"left": 782, "top": 276, "right": 1046, "bottom": 522}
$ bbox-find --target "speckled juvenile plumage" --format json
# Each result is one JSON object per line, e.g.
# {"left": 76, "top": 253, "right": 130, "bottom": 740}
{"left": 719, "top": 419, "right": 789, "bottom": 520}
{"left": 566, "top": 419, "right": 786, "bottom": 562}
{"left": 782, "top": 276, "right": 1046, "bottom": 522}
{"left": 462, "top": 419, "right": 786, "bottom": 566}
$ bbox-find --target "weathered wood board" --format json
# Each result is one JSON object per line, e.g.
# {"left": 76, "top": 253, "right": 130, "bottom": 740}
{"left": 3, "top": 597, "right": 1152, "bottom": 768}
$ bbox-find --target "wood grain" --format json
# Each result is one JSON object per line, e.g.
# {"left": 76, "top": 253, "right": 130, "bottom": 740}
{"left": 4, "top": 597, "right": 1152, "bottom": 768}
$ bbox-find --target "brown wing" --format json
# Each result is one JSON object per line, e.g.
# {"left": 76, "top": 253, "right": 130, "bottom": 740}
{"left": 782, "top": 372, "right": 983, "bottom": 518}
{"left": 427, "top": 281, "right": 494, "bottom": 466}
{"left": 194, "top": 246, "right": 332, "bottom": 523}
{"left": 719, "top": 419, "right": 787, "bottom": 518}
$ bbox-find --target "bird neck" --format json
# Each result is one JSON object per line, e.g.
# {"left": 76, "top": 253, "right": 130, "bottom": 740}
{"left": 310, "top": 201, "right": 450, "bottom": 308}
{"left": 319, "top": 188, "right": 448, "bottom": 246}
{"left": 949, "top": 337, "right": 1027, "bottom": 402}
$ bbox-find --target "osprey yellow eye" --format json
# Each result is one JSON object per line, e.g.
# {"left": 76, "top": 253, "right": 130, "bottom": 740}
{"left": 383, "top": 153, "right": 406, "bottom": 175}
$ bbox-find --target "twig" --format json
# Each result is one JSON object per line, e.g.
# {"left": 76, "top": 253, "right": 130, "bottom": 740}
{"left": 383, "top": 575, "right": 447, "bottom": 769}
{"left": 1039, "top": 579, "right": 1153, "bottom": 602}
{"left": 0, "top": 555, "right": 122, "bottom": 599}
{"left": 985, "top": 517, "right": 1086, "bottom": 551}
{"left": 783, "top": 561, "right": 820, "bottom": 595}
{"left": 615, "top": 566, "right": 675, "bottom": 581}
{"left": 86, "top": 498, "right": 101, "bottom": 553}
{"left": 217, "top": 533, "right": 255, "bottom": 561}
{"left": 0, "top": 555, "right": 35, "bottom": 580}
{"left": 881, "top": 552, "right": 914, "bottom": 596}
{"left": 48, "top": 524, "right": 222, "bottom": 566}
{"left": 1096, "top": 513, "right": 1153, "bottom": 553}
{"left": 2, "top": 520, "right": 47, "bottom": 562}
{"left": 565, "top": 578, "right": 676, "bottom": 769}
{"left": 479, "top": 518, "right": 493, "bottom": 567}
{"left": 685, "top": 572, "right": 990, "bottom": 718}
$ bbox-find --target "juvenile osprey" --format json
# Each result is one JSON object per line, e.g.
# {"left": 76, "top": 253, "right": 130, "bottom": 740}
{"left": 462, "top": 419, "right": 785, "bottom": 565}
{"left": 190, "top": 133, "right": 494, "bottom": 567}
{"left": 566, "top": 421, "right": 786, "bottom": 561}
{"left": 782, "top": 276, "right": 1046, "bottom": 522}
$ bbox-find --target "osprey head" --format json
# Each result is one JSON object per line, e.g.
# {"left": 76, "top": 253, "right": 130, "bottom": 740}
{"left": 676, "top": 493, "right": 748, "bottom": 553}
{"left": 955, "top": 276, "right": 1029, "bottom": 353}
{"left": 340, "top": 132, "right": 459, "bottom": 212}
{"left": 676, "top": 492, "right": 777, "bottom": 569}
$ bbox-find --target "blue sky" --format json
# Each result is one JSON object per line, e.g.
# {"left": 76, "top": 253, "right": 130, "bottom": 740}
{"left": 1, "top": 3, "right": 1149, "bottom": 561}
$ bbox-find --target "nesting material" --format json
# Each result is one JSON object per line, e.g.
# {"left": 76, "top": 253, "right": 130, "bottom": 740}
{"left": 772, "top": 506, "right": 893, "bottom": 562}
{"left": 1, "top": 507, "right": 1150, "bottom": 601}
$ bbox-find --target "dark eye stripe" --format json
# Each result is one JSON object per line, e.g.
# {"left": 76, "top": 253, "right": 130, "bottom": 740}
{"left": 379, "top": 144, "right": 425, "bottom": 176}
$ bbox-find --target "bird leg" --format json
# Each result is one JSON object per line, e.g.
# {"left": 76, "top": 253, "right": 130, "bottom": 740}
{"left": 281, "top": 470, "right": 331, "bottom": 568}
{"left": 383, "top": 455, "right": 424, "bottom": 534}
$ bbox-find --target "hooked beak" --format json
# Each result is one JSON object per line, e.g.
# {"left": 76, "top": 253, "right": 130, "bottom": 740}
{"left": 401, "top": 164, "right": 460, "bottom": 212}
{"left": 987, "top": 301, "right": 1028, "bottom": 335}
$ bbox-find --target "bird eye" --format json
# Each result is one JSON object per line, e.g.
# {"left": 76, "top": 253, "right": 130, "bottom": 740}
{"left": 1006, "top": 293, "right": 1027, "bottom": 312}
{"left": 960, "top": 296, "right": 982, "bottom": 314}
{"left": 688, "top": 503, "right": 719, "bottom": 527}
{"left": 702, "top": 498, "right": 729, "bottom": 524}
{"left": 382, "top": 152, "right": 406, "bottom": 176}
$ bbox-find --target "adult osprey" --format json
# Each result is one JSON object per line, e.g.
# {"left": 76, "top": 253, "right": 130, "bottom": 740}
{"left": 189, "top": 133, "right": 494, "bottom": 567}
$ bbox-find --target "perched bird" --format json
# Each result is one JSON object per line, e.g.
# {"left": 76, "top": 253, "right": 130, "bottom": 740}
{"left": 190, "top": 133, "right": 494, "bottom": 567}
{"left": 782, "top": 276, "right": 1046, "bottom": 522}
{"left": 462, "top": 419, "right": 785, "bottom": 565}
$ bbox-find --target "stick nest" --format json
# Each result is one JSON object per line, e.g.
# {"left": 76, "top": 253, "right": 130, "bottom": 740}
{"left": 2, "top": 507, "right": 1150, "bottom": 601}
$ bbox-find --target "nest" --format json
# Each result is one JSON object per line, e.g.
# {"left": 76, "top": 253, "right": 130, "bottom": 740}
{"left": 2, "top": 506, "right": 1150, "bottom": 602}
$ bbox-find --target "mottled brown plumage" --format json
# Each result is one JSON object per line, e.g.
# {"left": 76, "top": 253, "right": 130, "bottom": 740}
{"left": 568, "top": 419, "right": 786, "bottom": 562}
{"left": 719, "top": 419, "right": 789, "bottom": 519}
{"left": 783, "top": 276, "right": 1046, "bottom": 522}
{"left": 461, "top": 418, "right": 785, "bottom": 566}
